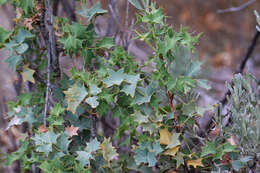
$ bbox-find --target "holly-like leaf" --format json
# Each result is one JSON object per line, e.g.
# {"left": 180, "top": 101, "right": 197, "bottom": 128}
{"left": 159, "top": 128, "right": 172, "bottom": 145}
{"left": 196, "top": 79, "right": 211, "bottom": 90}
{"left": 185, "top": 60, "right": 202, "bottom": 77}
{"left": 121, "top": 74, "right": 140, "bottom": 97}
{"left": 77, "top": 2, "right": 107, "bottom": 21}
{"left": 66, "top": 125, "right": 79, "bottom": 138}
{"left": 14, "top": 28, "right": 34, "bottom": 43}
{"left": 132, "top": 83, "right": 156, "bottom": 105}
{"left": 6, "top": 117, "right": 22, "bottom": 130}
{"left": 100, "top": 137, "right": 118, "bottom": 161}
{"left": 0, "top": 27, "right": 11, "bottom": 48}
{"left": 21, "top": 65, "right": 35, "bottom": 83}
{"left": 186, "top": 158, "right": 204, "bottom": 168}
{"left": 89, "top": 84, "right": 101, "bottom": 95}
{"left": 32, "top": 131, "right": 60, "bottom": 156}
{"left": 164, "top": 146, "right": 180, "bottom": 156}
{"left": 50, "top": 103, "right": 65, "bottom": 116}
{"left": 96, "top": 37, "right": 114, "bottom": 49}
{"left": 86, "top": 138, "right": 100, "bottom": 153}
{"left": 4, "top": 55, "right": 22, "bottom": 71}
{"left": 174, "top": 152, "right": 184, "bottom": 168}
{"left": 132, "top": 111, "right": 149, "bottom": 124}
{"left": 85, "top": 96, "right": 99, "bottom": 108}
{"left": 57, "top": 131, "right": 71, "bottom": 153}
{"left": 128, "top": 0, "right": 143, "bottom": 10}
{"left": 64, "top": 82, "right": 88, "bottom": 113}
{"left": 76, "top": 151, "right": 92, "bottom": 166}
{"left": 15, "top": 43, "right": 29, "bottom": 54}
{"left": 104, "top": 69, "right": 125, "bottom": 87}
{"left": 201, "top": 141, "right": 217, "bottom": 157}
{"left": 167, "top": 133, "right": 181, "bottom": 149}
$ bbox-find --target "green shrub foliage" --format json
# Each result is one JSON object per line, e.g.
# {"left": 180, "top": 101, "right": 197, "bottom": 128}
{"left": 1, "top": 0, "right": 258, "bottom": 172}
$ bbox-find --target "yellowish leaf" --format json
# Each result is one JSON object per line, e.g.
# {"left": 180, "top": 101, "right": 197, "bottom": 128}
{"left": 187, "top": 158, "right": 204, "bottom": 168}
{"left": 21, "top": 66, "right": 35, "bottom": 83}
{"left": 159, "top": 128, "right": 171, "bottom": 145}
{"left": 164, "top": 146, "right": 180, "bottom": 156}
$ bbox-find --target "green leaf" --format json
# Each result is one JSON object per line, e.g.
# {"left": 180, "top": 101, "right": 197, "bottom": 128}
{"left": 231, "top": 160, "right": 244, "bottom": 171}
{"left": 96, "top": 37, "right": 114, "bottom": 49}
{"left": 76, "top": 151, "right": 92, "bottom": 166}
{"left": 50, "top": 103, "right": 65, "bottom": 116}
{"left": 89, "top": 84, "right": 101, "bottom": 95}
{"left": 104, "top": 69, "right": 125, "bottom": 87}
{"left": 132, "top": 82, "right": 156, "bottom": 105}
{"left": 121, "top": 74, "right": 140, "bottom": 97}
{"left": 57, "top": 131, "right": 71, "bottom": 153}
{"left": 32, "top": 131, "right": 60, "bottom": 156}
{"left": 76, "top": 2, "right": 107, "bottom": 21}
{"left": 64, "top": 82, "right": 88, "bottom": 113}
{"left": 182, "top": 101, "right": 196, "bottom": 116}
{"left": 167, "top": 133, "right": 181, "bottom": 149}
{"left": 0, "top": 27, "right": 11, "bottom": 48}
{"left": 15, "top": 43, "right": 29, "bottom": 54}
{"left": 201, "top": 141, "right": 217, "bottom": 157}
{"left": 185, "top": 60, "right": 202, "bottom": 77}
{"left": 4, "top": 55, "right": 22, "bottom": 71}
{"left": 0, "top": 0, "right": 8, "bottom": 5}
{"left": 86, "top": 138, "right": 100, "bottom": 153}
{"left": 132, "top": 111, "right": 149, "bottom": 124}
{"left": 196, "top": 79, "right": 211, "bottom": 90}
{"left": 85, "top": 96, "right": 99, "bottom": 108}
{"left": 128, "top": 0, "right": 143, "bottom": 10}
{"left": 100, "top": 137, "right": 118, "bottom": 161}
{"left": 14, "top": 28, "right": 34, "bottom": 43}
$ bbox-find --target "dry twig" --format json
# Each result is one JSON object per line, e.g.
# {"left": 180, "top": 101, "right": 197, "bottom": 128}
{"left": 217, "top": 0, "right": 256, "bottom": 14}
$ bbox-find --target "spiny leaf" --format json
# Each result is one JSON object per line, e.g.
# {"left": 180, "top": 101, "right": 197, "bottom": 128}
{"left": 187, "top": 158, "right": 204, "bottom": 168}
{"left": 57, "top": 131, "right": 71, "bottom": 153}
{"left": 128, "top": 0, "right": 143, "bottom": 10}
{"left": 85, "top": 96, "right": 99, "bottom": 108}
{"left": 100, "top": 137, "right": 118, "bottom": 161}
{"left": 21, "top": 65, "right": 35, "bottom": 83}
{"left": 77, "top": 2, "right": 107, "bottom": 21}
{"left": 76, "top": 151, "right": 92, "bottom": 166}
{"left": 4, "top": 55, "right": 22, "bottom": 71}
{"left": 96, "top": 37, "right": 114, "bottom": 49}
{"left": 201, "top": 141, "right": 217, "bottom": 157}
{"left": 0, "top": 27, "right": 11, "bottom": 48}
{"left": 122, "top": 74, "right": 140, "bottom": 97}
{"left": 64, "top": 82, "right": 88, "bottom": 113}
{"left": 159, "top": 128, "right": 172, "bottom": 145}
{"left": 15, "top": 43, "right": 29, "bottom": 54}
{"left": 89, "top": 84, "right": 101, "bottom": 95}
{"left": 164, "top": 146, "right": 180, "bottom": 156}
{"left": 65, "top": 125, "right": 79, "bottom": 138}
{"left": 86, "top": 138, "right": 100, "bottom": 153}
{"left": 104, "top": 69, "right": 125, "bottom": 87}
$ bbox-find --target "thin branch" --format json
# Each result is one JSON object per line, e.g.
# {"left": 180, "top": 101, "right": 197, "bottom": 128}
{"left": 43, "top": 0, "right": 57, "bottom": 127}
{"left": 217, "top": 0, "right": 256, "bottom": 14}
{"left": 124, "top": 0, "right": 130, "bottom": 51}
{"left": 220, "top": 30, "right": 260, "bottom": 105}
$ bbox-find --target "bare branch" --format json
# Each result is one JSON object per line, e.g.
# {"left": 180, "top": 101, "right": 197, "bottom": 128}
{"left": 43, "top": 0, "right": 58, "bottom": 127}
{"left": 220, "top": 30, "right": 260, "bottom": 105}
{"left": 124, "top": 0, "right": 130, "bottom": 51}
{"left": 217, "top": 0, "right": 256, "bottom": 14}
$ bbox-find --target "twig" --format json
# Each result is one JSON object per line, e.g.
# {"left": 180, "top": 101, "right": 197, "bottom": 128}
{"left": 43, "top": 0, "right": 57, "bottom": 127}
{"left": 220, "top": 30, "right": 260, "bottom": 105}
{"left": 124, "top": 0, "right": 130, "bottom": 51}
{"left": 217, "top": 0, "right": 256, "bottom": 14}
